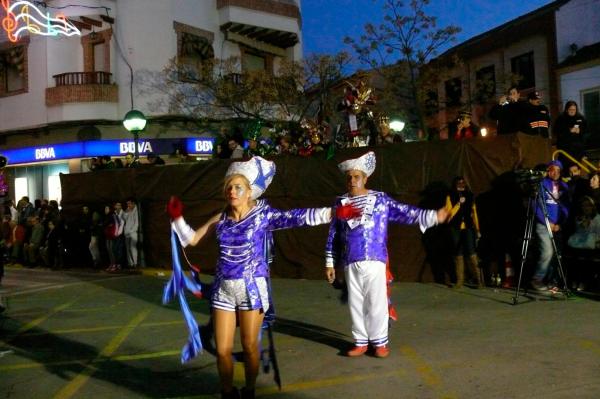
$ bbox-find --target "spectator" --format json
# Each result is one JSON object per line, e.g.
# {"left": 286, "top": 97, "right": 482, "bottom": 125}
{"left": 531, "top": 160, "right": 569, "bottom": 291}
{"left": 522, "top": 91, "right": 551, "bottom": 138}
{"left": 123, "top": 198, "right": 140, "bottom": 269}
{"left": 488, "top": 86, "right": 525, "bottom": 135}
{"left": 102, "top": 155, "right": 116, "bottom": 169}
{"left": 449, "top": 111, "right": 480, "bottom": 140}
{"left": 18, "top": 196, "right": 35, "bottom": 225}
{"left": 555, "top": 100, "right": 587, "bottom": 161}
{"left": 89, "top": 210, "right": 103, "bottom": 268}
{"left": 587, "top": 172, "right": 600, "bottom": 212}
{"left": 146, "top": 153, "right": 165, "bottom": 165}
{"left": 114, "top": 158, "right": 124, "bottom": 168}
{"left": 103, "top": 205, "right": 122, "bottom": 272}
{"left": 7, "top": 199, "right": 18, "bottom": 223}
{"left": 39, "top": 219, "right": 60, "bottom": 269}
{"left": 446, "top": 177, "right": 483, "bottom": 288}
{"left": 24, "top": 216, "right": 44, "bottom": 267}
{"left": 228, "top": 139, "right": 244, "bottom": 159}
{"left": 124, "top": 153, "right": 139, "bottom": 168}
{"left": 567, "top": 196, "right": 600, "bottom": 291}
{"left": 6, "top": 220, "right": 25, "bottom": 264}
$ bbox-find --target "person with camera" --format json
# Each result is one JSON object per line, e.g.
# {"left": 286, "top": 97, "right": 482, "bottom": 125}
{"left": 531, "top": 160, "right": 570, "bottom": 291}
{"left": 449, "top": 110, "right": 480, "bottom": 140}
{"left": 488, "top": 86, "right": 525, "bottom": 135}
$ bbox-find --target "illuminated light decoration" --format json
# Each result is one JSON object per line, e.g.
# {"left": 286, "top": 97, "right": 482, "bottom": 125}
{"left": 480, "top": 128, "right": 488, "bottom": 137}
{"left": 1, "top": 0, "right": 80, "bottom": 43}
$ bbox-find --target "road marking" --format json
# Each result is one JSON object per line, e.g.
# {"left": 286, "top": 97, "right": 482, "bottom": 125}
{"left": 400, "top": 345, "right": 457, "bottom": 399}
{"left": 52, "top": 309, "right": 151, "bottom": 399}
{"left": 167, "top": 369, "right": 407, "bottom": 399}
{"left": 580, "top": 340, "right": 600, "bottom": 355}
{"left": 16, "top": 301, "right": 78, "bottom": 334}
{"left": 1, "top": 276, "right": 128, "bottom": 297}
{"left": 0, "top": 349, "right": 189, "bottom": 372}
{"left": 20, "top": 320, "right": 183, "bottom": 336}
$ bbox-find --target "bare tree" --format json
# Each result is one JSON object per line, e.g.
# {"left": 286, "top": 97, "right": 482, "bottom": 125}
{"left": 136, "top": 53, "right": 352, "bottom": 134}
{"left": 345, "top": 0, "right": 460, "bottom": 138}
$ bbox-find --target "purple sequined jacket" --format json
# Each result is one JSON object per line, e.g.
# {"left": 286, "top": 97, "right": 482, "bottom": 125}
{"left": 325, "top": 191, "right": 438, "bottom": 267}
{"left": 212, "top": 200, "right": 330, "bottom": 309}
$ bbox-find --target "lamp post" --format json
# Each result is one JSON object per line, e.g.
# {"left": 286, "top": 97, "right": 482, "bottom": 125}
{"left": 122, "top": 110, "right": 147, "bottom": 160}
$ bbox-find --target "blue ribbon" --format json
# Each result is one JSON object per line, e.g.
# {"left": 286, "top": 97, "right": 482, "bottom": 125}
{"left": 163, "top": 230, "right": 204, "bottom": 363}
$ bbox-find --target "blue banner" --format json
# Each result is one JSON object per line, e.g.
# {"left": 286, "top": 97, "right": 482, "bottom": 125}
{"left": 1, "top": 138, "right": 215, "bottom": 165}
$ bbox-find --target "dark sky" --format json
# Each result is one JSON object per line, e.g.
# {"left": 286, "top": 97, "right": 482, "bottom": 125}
{"left": 301, "top": 0, "right": 555, "bottom": 63}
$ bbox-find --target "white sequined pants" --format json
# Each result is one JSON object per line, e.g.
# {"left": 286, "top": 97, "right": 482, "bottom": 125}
{"left": 345, "top": 260, "right": 389, "bottom": 347}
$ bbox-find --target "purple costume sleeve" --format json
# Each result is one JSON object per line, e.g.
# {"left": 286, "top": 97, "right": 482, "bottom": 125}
{"left": 385, "top": 194, "right": 438, "bottom": 232}
{"left": 266, "top": 206, "right": 331, "bottom": 230}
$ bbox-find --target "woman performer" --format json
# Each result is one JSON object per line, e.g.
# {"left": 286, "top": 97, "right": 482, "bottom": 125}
{"left": 167, "top": 156, "right": 357, "bottom": 399}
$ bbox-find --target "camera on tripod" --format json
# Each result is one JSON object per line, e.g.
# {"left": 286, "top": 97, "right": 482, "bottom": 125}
{"left": 515, "top": 168, "right": 546, "bottom": 184}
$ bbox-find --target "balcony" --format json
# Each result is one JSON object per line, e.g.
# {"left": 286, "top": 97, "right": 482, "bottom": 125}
{"left": 46, "top": 71, "right": 118, "bottom": 106}
{"left": 217, "top": 0, "right": 300, "bottom": 50}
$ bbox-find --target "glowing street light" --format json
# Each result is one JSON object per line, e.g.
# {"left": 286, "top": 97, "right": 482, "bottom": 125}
{"left": 389, "top": 120, "right": 406, "bottom": 132}
{"left": 123, "top": 110, "right": 147, "bottom": 160}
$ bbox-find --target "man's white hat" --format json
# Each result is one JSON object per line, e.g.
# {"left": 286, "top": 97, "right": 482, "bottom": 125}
{"left": 225, "top": 156, "right": 276, "bottom": 199}
{"left": 338, "top": 151, "right": 376, "bottom": 177}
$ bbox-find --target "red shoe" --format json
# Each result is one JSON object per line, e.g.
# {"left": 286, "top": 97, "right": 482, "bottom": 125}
{"left": 374, "top": 345, "right": 390, "bottom": 358}
{"left": 346, "top": 345, "right": 368, "bottom": 357}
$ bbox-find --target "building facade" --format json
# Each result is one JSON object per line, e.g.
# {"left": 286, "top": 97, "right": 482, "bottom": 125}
{"left": 425, "top": 0, "right": 600, "bottom": 141}
{"left": 0, "top": 0, "right": 302, "bottom": 203}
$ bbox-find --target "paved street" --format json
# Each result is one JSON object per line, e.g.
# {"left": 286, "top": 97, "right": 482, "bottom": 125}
{"left": 1, "top": 266, "right": 600, "bottom": 399}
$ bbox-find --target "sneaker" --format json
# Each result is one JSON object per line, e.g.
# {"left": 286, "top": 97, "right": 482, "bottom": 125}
{"left": 531, "top": 281, "right": 548, "bottom": 291}
{"left": 374, "top": 345, "right": 390, "bottom": 358}
{"left": 346, "top": 345, "right": 368, "bottom": 357}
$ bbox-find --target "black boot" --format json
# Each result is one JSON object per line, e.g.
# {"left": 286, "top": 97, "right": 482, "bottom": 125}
{"left": 221, "top": 387, "right": 240, "bottom": 399}
{"left": 241, "top": 387, "right": 255, "bottom": 399}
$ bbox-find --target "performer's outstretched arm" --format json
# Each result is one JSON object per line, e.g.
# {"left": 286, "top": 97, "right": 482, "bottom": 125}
{"left": 386, "top": 194, "right": 446, "bottom": 232}
{"left": 168, "top": 196, "right": 220, "bottom": 247}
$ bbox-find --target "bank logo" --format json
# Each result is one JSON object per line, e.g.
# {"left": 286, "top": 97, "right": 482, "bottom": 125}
{"left": 35, "top": 147, "right": 56, "bottom": 160}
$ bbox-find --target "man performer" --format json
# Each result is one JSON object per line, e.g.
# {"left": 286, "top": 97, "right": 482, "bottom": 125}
{"left": 325, "top": 151, "right": 447, "bottom": 358}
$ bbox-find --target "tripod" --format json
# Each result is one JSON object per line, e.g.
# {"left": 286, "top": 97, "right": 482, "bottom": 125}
{"left": 512, "top": 180, "right": 571, "bottom": 305}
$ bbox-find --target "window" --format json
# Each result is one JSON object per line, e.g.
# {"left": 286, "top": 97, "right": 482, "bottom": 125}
{"left": 242, "top": 52, "right": 266, "bottom": 72}
{"left": 475, "top": 65, "right": 495, "bottom": 104}
{"left": 174, "top": 22, "right": 215, "bottom": 82}
{"left": 14, "top": 177, "right": 28, "bottom": 203}
{"left": 583, "top": 89, "right": 600, "bottom": 141}
{"left": 424, "top": 90, "right": 439, "bottom": 116}
{"left": 0, "top": 44, "right": 27, "bottom": 96}
{"left": 48, "top": 175, "right": 62, "bottom": 204}
{"left": 444, "top": 77, "right": 462, "bottom": 107}
{"left": 511, "top": 52, "right": 535, "bottom": 90}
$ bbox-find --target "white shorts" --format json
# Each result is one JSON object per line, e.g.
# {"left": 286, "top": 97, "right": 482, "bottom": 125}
{"left": 212, "top": 277, "right": 270, "bottom": 313}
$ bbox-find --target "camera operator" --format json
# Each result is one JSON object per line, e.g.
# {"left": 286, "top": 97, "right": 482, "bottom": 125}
{"left": 531, "top": 160, "right": 570, "bottom": 291}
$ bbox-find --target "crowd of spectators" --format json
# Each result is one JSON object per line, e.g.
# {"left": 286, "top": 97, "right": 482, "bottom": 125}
{"left": 0, "top": 197, "right": 141, "bottom": 275}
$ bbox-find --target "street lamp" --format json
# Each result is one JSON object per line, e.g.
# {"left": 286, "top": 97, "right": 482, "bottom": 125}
{"left": 123, "top": 109, "right": 147, "bottom": 160}
{"left": 389, "top": 120, "right": 406, "bottom": 133}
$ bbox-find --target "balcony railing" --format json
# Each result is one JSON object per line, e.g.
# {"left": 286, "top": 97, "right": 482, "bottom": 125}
{"left": 53, "top": 71, "right": 113, "bottom": 86}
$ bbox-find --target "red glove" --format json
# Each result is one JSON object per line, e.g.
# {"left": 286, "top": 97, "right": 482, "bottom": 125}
{"left": 167, "top": 196, "right": 184, "bottom": 219}
{"left": 336, "top": 203, "right": 362, "bottom": 220}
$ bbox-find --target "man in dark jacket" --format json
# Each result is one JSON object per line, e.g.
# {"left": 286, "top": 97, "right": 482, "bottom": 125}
{"left": 488, "top": 86, "right": 526, "bottom": 135}
{"left": 522, "top": 91, "right": 551, "bottom": 138}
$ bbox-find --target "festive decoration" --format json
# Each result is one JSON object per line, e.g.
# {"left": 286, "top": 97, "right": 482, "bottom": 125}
{"left": 298, "top": 118, "right": 327, "bottom": 157}
{"left": 338, "top": 80, "right": 376, "bottom": 147}
{"left": 1, "top": 0, "right": 80, "bottom": 43}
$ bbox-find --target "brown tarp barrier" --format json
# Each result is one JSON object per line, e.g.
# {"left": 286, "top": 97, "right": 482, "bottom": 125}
{"left": 60, "top": 133, "right": 551, "bottom": 281}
